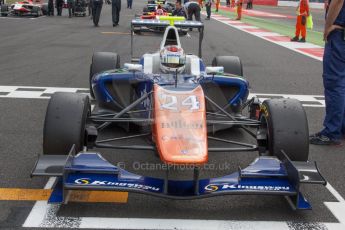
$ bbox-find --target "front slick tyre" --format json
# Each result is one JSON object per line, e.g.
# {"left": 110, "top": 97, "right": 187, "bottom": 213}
{"left": 259, "top": 99, "right": 309, "bottom": 161}
{"left": 43, "top": 92, "right": 90, "bottom": 155}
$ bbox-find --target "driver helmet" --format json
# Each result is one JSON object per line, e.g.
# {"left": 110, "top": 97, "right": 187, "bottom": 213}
{"left": 160, "top": 45, "right": 186, "bottom": 73}
{"left": 156, "top": 4, "right": 164, "bottom": 15}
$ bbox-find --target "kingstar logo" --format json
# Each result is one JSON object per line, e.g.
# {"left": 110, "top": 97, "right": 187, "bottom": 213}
{"left": 74, "top": 178, "right": 160, "bottom": 192}
{"left": 205, "top": 184, "right": 290, "bottom": 192}
{"left": 161, "top": 120, "right": 203, "bottom": 129}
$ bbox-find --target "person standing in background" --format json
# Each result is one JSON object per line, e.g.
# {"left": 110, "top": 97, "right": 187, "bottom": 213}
{"left": 205, "top": 0, "right": 211, "bottom": 19}
{"left": 291, "top": 0, "right": 309, "bottom": 42}
{"left": 48, "top": 0, "right": 54, "bottom": 15}
{"left": 92, "top": 0, "right": 103, "bottom": 26}
{"left": 67, "top": 0, "right": 75, "bottom": 18}
{"left": 309, "top": 0, "right": 345, "bottom": 145}
{"left": 215, "top": 0, "right": 220, "bottom": 12}
{"left": 127, "top": 0, "right": 132, "bottom": 9}
{"left": 56, "top": 0, "right": 63, "bottom": 16}
{"left": 235, "top": 0, "right": 243, "bottom": 20}
{"left": 246, "top": 0, "right": 253, "bottom": 9}
{"left": 231, "top": 0, "right": 235, "bottom": 8}
{"left": 112, "top": 0, "right": 121, "bottom": 26}
{"left": 88, "top": 0, "right": 93, "bottom": 17}
{"left": 226, "top": 0, "right": 230, "bottom": 7}
{"left": 173, "top": 0, "right": 186, "bottom": 17}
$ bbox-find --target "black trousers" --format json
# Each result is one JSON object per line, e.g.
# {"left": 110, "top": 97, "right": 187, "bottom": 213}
{"left": 88, "top": 0, "right": 92, "bottom": 16}
{"left": 48, "top": 1, "right": 54, "bottom": 15}
{"left": 205, "top": 3, "right": 211, "bottom": 18}
{"left": 112, "top": 3, "right": 120, "bottom": 24}
{"left": 92, "top": 0, "right": 103, "bottom": 26}
{"left": 187, "top": 3, "right": 201, "bottom": 21}
{"left": 68, "top": 2, "right": 75, "bottom": 17}
{"left": 127, "top": 0, "right": 132, "bottom": 8}
{"left": 56, "top": 4, "right": 63, "bottom": 16}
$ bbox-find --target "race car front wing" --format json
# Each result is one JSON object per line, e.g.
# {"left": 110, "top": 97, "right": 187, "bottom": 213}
{"left": 31, "top": 147, "right": 326, "bottom": 210}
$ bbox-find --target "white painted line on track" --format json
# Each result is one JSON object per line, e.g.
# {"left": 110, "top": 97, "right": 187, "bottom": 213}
{"left": 251, "top": 32, "right": 283, "bottom": 36}
{"left": 0, "top": 85, "right": 326, "bottom": 107}
{"left": 232, "top": 25, "right": 258, "bottom": 29}
{"left": 79, "top": 219, "right": 291, "bottom": 230}
{"left": 277, "top": 41, "right": 321, "bottom": 49}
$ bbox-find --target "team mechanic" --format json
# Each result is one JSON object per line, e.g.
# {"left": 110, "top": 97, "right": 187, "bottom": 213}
{"left": 310, "top": 0, "right": 345, "bottom": 145}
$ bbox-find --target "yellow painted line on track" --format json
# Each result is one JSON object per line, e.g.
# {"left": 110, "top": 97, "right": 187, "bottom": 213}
{"left": 0, "top": 188, "right": 128, "bottom": 203}
{"left": 101, "top": 32, "right": 131, "bottom": 35}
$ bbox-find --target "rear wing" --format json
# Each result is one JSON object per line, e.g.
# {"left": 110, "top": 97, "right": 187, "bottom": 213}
{"left": 130, "top": 19, "right": 204, "bottom": 62}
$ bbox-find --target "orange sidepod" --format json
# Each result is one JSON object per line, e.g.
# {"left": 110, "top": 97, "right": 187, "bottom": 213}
{"left": 153, "top": 84, "right": 208, "bottom": 165}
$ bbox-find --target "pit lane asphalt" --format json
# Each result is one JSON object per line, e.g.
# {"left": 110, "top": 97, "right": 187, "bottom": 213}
{"left": 0, "top": 1, "right": 344, "bottom": 229}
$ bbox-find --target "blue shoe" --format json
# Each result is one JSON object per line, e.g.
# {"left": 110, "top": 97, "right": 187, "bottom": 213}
{"left": 309, "top": 133, "right": 342, "bottom": 145}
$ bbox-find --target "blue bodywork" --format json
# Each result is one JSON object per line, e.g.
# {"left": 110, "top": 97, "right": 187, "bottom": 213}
{"left": 91, "top": 63, "right": 249, "bottom": 112}
{"left": 33, "top": 151, "right": 324, "bottom": 210}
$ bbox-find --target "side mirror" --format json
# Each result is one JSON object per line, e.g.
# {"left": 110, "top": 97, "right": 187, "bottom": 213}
{"left": 124, "top": 63, "right": 143, "bottom": 72}
{"left": 205, "top": 66, "right": 224, "bottom": 75}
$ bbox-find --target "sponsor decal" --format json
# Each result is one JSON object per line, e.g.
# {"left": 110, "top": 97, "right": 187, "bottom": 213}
{"left": 205, "top": 184, "right": 290, "bottom": 192}
{"left": 74, "top": 178, "right": 160, "bottom": 192}
{"left": 161, "top": 120, "right": 203, "bottom": 129}
{"left": 161, "top": 135, "right": 204, "bottom": 142}
{"left": 260, "top": 104, "right": 269, "bottom": 118}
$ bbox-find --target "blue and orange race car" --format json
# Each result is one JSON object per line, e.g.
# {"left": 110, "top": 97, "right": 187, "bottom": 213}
{"left": 31, "top": 20, "right": 326, "bottom": 210}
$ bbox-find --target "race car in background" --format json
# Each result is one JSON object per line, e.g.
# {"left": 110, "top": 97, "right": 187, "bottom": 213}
{"left": 0, "top": 0, "right": 46, "bottom": 17}
{"left": 143, "top": 0, "right": 174, "bottom": 14}
{"left": 31, "top": 20, "right": 326, "bottom": 210}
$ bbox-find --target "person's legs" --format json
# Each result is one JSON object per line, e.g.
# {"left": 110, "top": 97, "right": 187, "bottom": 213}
{"left": 342, "top": 105, "right": 345, "bottom": 138}
{"left": 296, "top": 16, "right": 302, "bottom": 38}
{"left": 129, "top": 0, "right": 132, "bottom": 8}
{"left": 300, "top": 17, "right": 307, "bottom": 41}
{"left": 291, "top": 16, "right": 301, "bottom": 41}
{"left": 187, "top": 8, "right": 193, "bottom": 20}
{"left": 206, "top": 5, "right": 210, "bottom": 18}
{"left": 111, "top": 3, "right": 116, "bottom": 24}
{"left": 92, "top": 1, "right": 97, "bottom": 21}
{"left": 195, "top": 5, "right": 201, "bottom": 21}
{"left": 93, "top": 2, "right": 102, "bottom": 26}
{"left": 115, "top": 6, "right": 120, "bottom": 24}
{"left": 236, "top": 4, "right": 242, "bottom": 20}
{"left": 68, "top": 2, "right": 72, "bottom": 17}
{"left": 323, "top": 32, "right": 345, "bottom": 139}
{"left": 311, "top": 31, "right": 345, "bottom": 144}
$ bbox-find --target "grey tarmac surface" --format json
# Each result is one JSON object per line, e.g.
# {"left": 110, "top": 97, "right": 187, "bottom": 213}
{"left": 0, "top": 1, "right": 344, "bottom": 229}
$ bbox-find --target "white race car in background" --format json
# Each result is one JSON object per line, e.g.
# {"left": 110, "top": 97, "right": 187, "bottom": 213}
{"left": 0, "top": 0, "right": 47, "bottom": 17}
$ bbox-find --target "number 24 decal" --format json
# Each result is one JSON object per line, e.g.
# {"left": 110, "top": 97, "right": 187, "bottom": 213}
{"left": 160, "top": 94, "right": 200, "bottom": 111}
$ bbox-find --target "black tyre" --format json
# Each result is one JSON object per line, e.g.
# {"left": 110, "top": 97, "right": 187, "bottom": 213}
{"left": 43, "top": 92, "right": 90, "bottom": 155}
{"left": 259, "top": 99, "right": 309, "bottom": 161}
{"left": 1, "top": 5, "right": 9, "bottom": 16}
{"left": 89, "top": 52, "right": 120, "bottom": 98}
{"left": 143, "top": 7, "right": 148, "bottom": 13}
{"left": 212, "top": 56, "right": 243, "bottom": 76}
